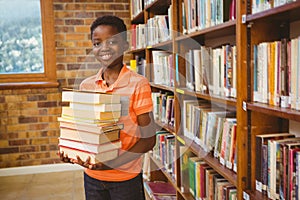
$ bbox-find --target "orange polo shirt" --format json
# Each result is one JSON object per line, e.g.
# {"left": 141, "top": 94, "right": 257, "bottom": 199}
{"left": 79, "top": 65, "right": 153, "bottom": 181}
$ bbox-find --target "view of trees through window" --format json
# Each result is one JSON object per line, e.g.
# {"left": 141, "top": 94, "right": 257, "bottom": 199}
{"left": 0, "top": 0, "right": 44, "bottom": 74}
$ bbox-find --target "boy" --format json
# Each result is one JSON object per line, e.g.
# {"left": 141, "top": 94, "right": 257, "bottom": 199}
{"left": 60, "top": 16, "right": 156, "bottom": 200}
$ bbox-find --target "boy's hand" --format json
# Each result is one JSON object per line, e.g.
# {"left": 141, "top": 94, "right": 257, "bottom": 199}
{"left": 73, "top": 156, "right": 112, "bottom": 170}
{"left": 58, "top": 151, "right": 73, "bottom": 164}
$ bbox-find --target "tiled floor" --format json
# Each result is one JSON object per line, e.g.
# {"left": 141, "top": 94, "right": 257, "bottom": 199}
{"left": 0, "top": 163, "right": 85, "bottom": 200}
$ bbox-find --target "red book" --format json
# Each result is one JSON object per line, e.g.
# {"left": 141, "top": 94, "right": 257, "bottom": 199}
{"left": 289, "top": 147, "right": 300, "bottom": 199}
{"left": 229, "top": 0, "right": 236, "bottom": 20}
{"left": 144, "top": 181, "right": 176, "bottom": 197}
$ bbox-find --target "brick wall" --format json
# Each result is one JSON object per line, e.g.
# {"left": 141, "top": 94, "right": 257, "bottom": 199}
{"left": 0, "top": 0, "right": 130, "bottom": 168}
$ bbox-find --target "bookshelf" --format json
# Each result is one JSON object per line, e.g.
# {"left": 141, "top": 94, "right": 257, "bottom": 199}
{"left": 129, "top": 0, "right": 300, "bottom": 199}
{"left": 240, "top": 1, "right": 300, "bottom": 200}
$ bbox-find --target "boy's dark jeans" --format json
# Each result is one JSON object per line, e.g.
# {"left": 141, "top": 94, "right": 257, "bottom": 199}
{"left": 84, "top": 172, "right": 146, "bottom": 200}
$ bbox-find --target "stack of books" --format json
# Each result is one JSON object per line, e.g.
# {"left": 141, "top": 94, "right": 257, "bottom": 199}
{"left": 58, "top": 89, "right": 123, "bottom": 164}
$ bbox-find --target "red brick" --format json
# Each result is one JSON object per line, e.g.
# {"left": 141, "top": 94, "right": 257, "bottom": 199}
{"left": 0, "top": 147, "right": 19, "bottom": 154}
{"left": 65, "top": 19, "right": 85, "bottom": 25}
{"left": 27, "top": 94, "right": 47, "bottom": 101}
{"left": 28, "top": 123, "right": 49, "bottom": 131}
{"left": 55, "top": 26, "right": 75, "bottom": 33}
{"left": 75, "top": 12, "right": 94, "bottom": 18}
{"left": 37, "top": 101, "right": 58, "bottom": 108}
{"left": 30, "top": 138, "right": 49, "bottom": 145}
{"left": 20, "top": 146, "right": 39, "bottom": 153}
{"left": 19, "top": 116, "right": 38, "bottom": 124}
{"left": 9, "top": 139, "right": 29, "bottom": 146}
{"left": 39, "top": 109, "right": 48, "bottom": 115}
{"left": 0, "top": 96, "right": 5, "bottom": 103}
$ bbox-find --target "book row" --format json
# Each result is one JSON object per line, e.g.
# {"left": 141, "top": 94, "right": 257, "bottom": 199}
{"left": 129, "top": 0, "right": 143, "bottom": 20}
{"left": 253, "top": 37, "right": 300, "bottom": 110}
{"left": 184, "top": 44, "right": 237, "bottom": 98}
{"left": 152, "top": 51, "right": 174, "bottom": 87}
{"left": 182, "top": 0, "right": 236, "bottom": 34}
{"left": 255, "top": 133, "right": 300, "bottom": 200}
{"left": 180, "top": 146, "right": 237, "bottom": 200}
{"left": 130, "top": 11, "right": 172, "bottom": 50}
{"left": 152, "top": 131, "right": 176, "bottom": 178}
{"left": 252, "top": 0, "right": 296, "bottom": 14}
{"left": 152, "top": 92, "right": 175, "bottom": 128}
{"left": 183, "top": 100, "right": 237, "bottom": 172}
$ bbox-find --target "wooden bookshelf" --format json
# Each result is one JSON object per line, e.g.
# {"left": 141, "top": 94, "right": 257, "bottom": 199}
{"left": 129, "top": 0, "right": 300, "bottom": 199}
{"left": 240, "top": 1, "right": 300, "bottom": 200}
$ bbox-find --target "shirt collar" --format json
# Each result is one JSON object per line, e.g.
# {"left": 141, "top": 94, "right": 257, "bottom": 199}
{"left": 94, "top": 64, "right": 130, "bottom": 90}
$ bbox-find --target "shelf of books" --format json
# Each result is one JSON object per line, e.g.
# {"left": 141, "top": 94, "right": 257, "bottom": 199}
{"left": 239, "top": 1, "right": 300, "bottom": 200}
{"left": 129, "top": 0, "right": 243, "bottom": 199}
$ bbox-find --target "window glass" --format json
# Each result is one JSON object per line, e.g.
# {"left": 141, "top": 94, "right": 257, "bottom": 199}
{"left": 0, "top": 0, "right": 44, "bottom": 74}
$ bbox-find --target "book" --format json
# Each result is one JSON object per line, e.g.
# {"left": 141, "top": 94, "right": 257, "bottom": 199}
{"left": 152, "top": 195, "right": 176, "bottom": 200}
{"left": 179, "top": 146, "right": 194, "bottom": 193}
{"left": 59, "top": 127, "right": 120, "bottom": 145}
{"left": 195, "top": 160, "right": 208, "bottom": 199}
{"left": 59, "top": 145, "right": 118, "bottom": 164}
{"left": 58, "top": 138, "right": 122, "bottom": 154}
{"left": 58, "top": 117, "right": 123, "bottom": 134}
{"left": 61, "top": 106, "right": 121, "bottom": 121}
{"left": 143, "top": 181, "right": 176, "bottom": 197}
{"left": 60, "top": 115, "right": 120, "bottom": 124}
{"left": 69, "top": 102, "right": 121, "bottom": 112}
{"left": 188, "top": 156, "right": 202, "bottom": 197}
{"left": 285, "top": 142, "right": 300, "bottom": 199}
{"left": 205, "top": 168, "right": 218, "bottom": 199}
{"left": 62, "top": 89, "right": 121, "bottom": 104}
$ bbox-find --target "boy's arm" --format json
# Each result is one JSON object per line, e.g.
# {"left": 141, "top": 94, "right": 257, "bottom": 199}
{"left": 74, "top": 111, "right": 157, "bottom": 170}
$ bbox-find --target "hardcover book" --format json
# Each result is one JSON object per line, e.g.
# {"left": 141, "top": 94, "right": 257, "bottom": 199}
{"left": 59, "top": 127, "right": 120, "bottom": 145}
{"left": 143, "top": 181, "right": 176, "bottom": 197}
{"left": 59, "top": 145, "right": 118, "bottom": 164}
{"left": 58, "top": 138, "right": 122, "bottom": 154}
{"left": 58, "top": 117, "right": 123, "bottom": 134}
{"left": 62, "top": 89, "right": 121, "bottom": 104}
{"left": 61, "top": 106, "right": 121, "bottom": 121}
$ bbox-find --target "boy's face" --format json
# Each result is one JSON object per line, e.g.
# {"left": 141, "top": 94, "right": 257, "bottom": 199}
{"left": 91, "top": 25, "right": 128, "bottom": 68}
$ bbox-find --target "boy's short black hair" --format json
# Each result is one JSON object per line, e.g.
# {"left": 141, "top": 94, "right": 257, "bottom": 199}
{"left": 90, "top": 15, "right": 127, "bottom": 41}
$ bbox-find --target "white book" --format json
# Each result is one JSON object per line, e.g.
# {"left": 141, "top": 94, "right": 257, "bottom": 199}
{"left": 59, "top": 127, "right": 120, "bottom": 145}
{"left": 69, "top": 102, "right": 121, "bottom": 112}
{"left": 62, "top": 90, "right": 120, "bottom": 104}
{"left": 59, "top": 138, "right": 122, "bottom": 154}
{"left": 194, "top": 49, "right": 202, "bottom": 92}
{"left": 59, "top": 145, "right": 118, "bottom": 164}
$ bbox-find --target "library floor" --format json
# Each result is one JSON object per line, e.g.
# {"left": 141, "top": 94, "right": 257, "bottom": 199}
{"left": 0, "top": 163, "right": 85, "bottom": 200}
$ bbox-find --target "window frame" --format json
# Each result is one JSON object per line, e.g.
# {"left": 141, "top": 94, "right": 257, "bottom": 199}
{"left": 0, "top": 0, "right": 58, "bottom": 89}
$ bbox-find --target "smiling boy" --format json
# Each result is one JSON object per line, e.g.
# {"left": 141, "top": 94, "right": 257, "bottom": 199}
{"left": 60, "top": 16, "right": 156, "bottom": 200}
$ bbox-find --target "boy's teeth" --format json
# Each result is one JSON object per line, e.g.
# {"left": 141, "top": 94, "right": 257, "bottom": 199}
{"left": 101, "top": 54, "right": 112, "bottom": 60}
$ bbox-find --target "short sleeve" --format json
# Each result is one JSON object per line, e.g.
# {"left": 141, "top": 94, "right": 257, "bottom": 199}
{"left": 132, "top": 79, "right": 153, "bottom": 116}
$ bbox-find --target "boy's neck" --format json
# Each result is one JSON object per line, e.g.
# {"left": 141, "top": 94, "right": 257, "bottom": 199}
{"left": 102, "top": 63, "right": 123, "bottom": 86}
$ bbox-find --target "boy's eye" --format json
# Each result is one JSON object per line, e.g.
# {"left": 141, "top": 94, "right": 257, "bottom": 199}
{"left": 107, "top": 40, "right": 117, "bottom": 45}
{"left": 93, "top": 40, "right": 119, "bottom": 48}
{"left": 93, "top": 42, "right": 101, "bottom": 47}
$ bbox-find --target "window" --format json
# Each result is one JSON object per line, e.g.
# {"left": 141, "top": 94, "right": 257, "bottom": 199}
{"left": 0, "top": 0, "right": 57, "bottom": 88}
